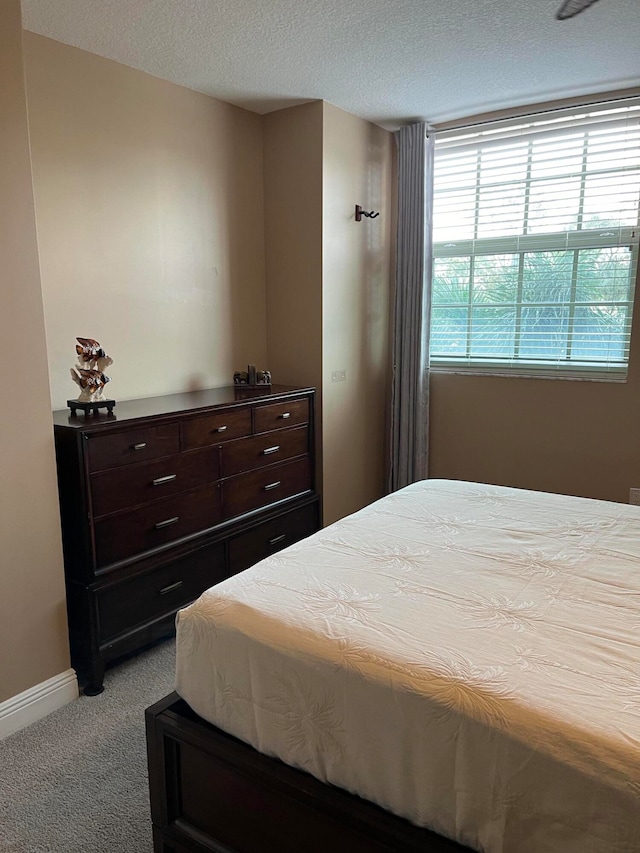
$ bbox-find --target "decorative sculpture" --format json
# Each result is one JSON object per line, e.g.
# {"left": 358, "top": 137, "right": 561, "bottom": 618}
{"left": 234, "top": 365, "right": 272, "bottom": 386}
{"left": 70, "top": 367, "right": 111, "bottom": 400}
{"left": 74, "top": 336, "right": 111, "bottom": 370}
{"left": 68, "top": 337, "right": 115, "bottom": 415}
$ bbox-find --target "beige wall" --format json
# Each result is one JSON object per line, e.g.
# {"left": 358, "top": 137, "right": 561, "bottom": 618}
{"left": 430, "top": 304, "right": 640, "bottom": 502}
{"left": 322, "top": 103, "right": 392, "bottom": 524}
{"left": 23, "top": 34, "right": 267, "bottom": 410}
{"left": 0, "top": 4, "right": 69, "bottom": 702}
{"left": 263, "top": 101, "right": 393, "bottom": 524}
{"left": 263, "top": 102, "right": 324, "bottom": 391}
{"left": 263, "top": 102, "right": 325, "bottom": 493}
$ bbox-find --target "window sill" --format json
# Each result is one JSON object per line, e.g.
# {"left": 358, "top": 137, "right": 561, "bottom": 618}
{"left": 429, "top": 365, "right": 628, "bottom": 383}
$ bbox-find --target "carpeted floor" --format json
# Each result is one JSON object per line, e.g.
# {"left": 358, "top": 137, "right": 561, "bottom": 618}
{"left": 0, "top": 639, "right": 175, "bottom": 853}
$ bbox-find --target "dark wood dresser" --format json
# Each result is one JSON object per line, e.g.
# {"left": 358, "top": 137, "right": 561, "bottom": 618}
{"left": 53, "top": 385, "right": 320, "bottom": 694}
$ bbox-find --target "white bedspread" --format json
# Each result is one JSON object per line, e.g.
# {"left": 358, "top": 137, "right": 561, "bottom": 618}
{"left": 175, "top": 479, "right": 640, "bottom": 852}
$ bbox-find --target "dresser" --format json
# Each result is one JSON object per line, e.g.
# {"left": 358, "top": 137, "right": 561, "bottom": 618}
{"left": 53, "top": 385, "right": 320, "bottom": 694}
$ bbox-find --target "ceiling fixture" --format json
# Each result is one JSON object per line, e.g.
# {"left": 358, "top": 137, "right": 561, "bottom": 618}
{"left": 556, "top": 0, "right": 602, "bottom": 19}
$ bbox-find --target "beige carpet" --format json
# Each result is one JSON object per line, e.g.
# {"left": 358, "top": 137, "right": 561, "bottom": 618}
{"left": 0, "top": 639, "right": 175, "bottom": 853}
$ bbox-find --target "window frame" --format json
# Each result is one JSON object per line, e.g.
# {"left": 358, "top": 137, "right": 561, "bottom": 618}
{"left": 429, "top": 98, "right": 640, "bottom": 381}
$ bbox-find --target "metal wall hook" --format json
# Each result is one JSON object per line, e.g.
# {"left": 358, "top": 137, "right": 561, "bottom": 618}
{"left": 355, "top": 204, "right": 380, "bottom": 221}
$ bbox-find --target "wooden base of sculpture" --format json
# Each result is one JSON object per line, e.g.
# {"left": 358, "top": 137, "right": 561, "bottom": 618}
{"left": 67, "top": 398, "right": 116, "bottom": 416}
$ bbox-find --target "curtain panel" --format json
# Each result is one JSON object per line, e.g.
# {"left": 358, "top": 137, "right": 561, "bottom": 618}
{"left": 389, "top": 123, "right": 434, "bottom": 492}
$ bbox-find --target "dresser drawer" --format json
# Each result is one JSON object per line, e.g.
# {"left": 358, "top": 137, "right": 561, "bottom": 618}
{"left": 254, "top": 398, "right": 309, "bottom": 434}
{"left": 182, "top": 408, "right": 251, "bottom": 450}
{"left": 90, "top": 447, "right": 220, "bottom": 517}
{"left": 87, "top": 424, "right": 180, "bottom": 473}
{"left": 228, "top": 502, "right": 319, "bottom": 575}
{"left": 96, "top": 541, "right": 226, "bottom": 642}
{"left": 94, "top": 484, "right": 221, "bottom": 567}
{"left": 221, "top": 426, "right": 309, "bottom": 478}
{"left": 222, "top": 458, "right": 312, "bottom": 519}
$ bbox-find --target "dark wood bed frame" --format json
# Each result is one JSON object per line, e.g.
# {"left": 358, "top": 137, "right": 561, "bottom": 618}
{"left": 146, "top": 692, "right": 473, "bottom": 853}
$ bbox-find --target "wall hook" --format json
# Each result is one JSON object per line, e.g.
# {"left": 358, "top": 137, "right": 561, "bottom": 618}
{"left": 355, "top": 204, "right": 380, "bottom": 221}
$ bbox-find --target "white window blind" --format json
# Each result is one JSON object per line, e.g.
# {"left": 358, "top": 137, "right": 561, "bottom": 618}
{"left": 431, "top": 99, "right": 640, "bottom": 378}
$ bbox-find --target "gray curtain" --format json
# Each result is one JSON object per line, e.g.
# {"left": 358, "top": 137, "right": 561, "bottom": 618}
{"left": 389, "top": 123, "right": 434, "bottom": 492}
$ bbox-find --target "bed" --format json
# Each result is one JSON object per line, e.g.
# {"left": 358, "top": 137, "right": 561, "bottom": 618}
{"left": 146, "top": 479, "right": 640, "bottom": 852}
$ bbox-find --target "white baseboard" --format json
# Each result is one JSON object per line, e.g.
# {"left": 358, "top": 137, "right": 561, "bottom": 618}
{"left": 0, "top": 669, "right": 79, "bottom": 740}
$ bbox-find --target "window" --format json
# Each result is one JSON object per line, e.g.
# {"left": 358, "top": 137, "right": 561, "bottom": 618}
{"left": 430, "top": 99, "right": 640, "bottom": 378}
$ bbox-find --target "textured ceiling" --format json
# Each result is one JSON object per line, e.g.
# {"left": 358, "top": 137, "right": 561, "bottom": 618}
{"left": 21, "top": 0, "right": 640, "bottom": 129}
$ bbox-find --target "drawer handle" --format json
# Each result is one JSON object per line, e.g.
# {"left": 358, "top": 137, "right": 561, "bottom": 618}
{"left": 262, "top": 445, "right": 280, "bottom": 455}
{"left": 152, "top": 474, "right": 177, "bottom": 486}
{"left": 263, "top": 481, "right": 281, "bottom": 491}
{"left": 215, "top": 425, "right": 227, "bottom": 433}
{"left": 132, "top": 442, "right": 147, "bottom": 450}
{"left": 269, "top": 533, "right": 287, "bottom": 545}
{"left": 154, "top": 516, "right": 179, "bottom": 530}
{"left": 160, "top": 580, "right": 183, "bottom": 595}
{"left": 278, "top": 413, "right": 291, "bottom": 420}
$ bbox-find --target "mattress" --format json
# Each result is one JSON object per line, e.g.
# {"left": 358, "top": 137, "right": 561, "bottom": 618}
{"left": 175, "top": 479, "right": 640, "bottom": 853}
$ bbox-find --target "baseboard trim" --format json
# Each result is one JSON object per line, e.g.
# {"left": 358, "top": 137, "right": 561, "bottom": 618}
{"left": 0, "top": 669, "right": 79, "bottom": 739}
